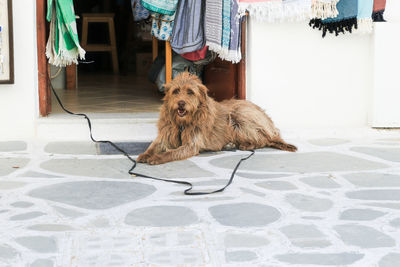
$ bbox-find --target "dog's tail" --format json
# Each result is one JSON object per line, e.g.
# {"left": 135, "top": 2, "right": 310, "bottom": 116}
{"left": 270, "top": 139, "right": 297, "bottom": 152}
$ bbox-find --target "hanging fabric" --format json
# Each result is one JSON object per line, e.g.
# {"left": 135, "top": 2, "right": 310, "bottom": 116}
{"left": 151, "top": 13, "right": 175, "bottom": 41}
{"left": 238, "top": 0, "right": 284, "bottom": 22}
{"left": 181, "top": 46, "right": 208, "bottom": 61}
{"left": 281, "top": 0, "right": 312, "bottom": 21}
{"left": 311, "top": 0, "right": 339, "bottom": 19}
{"left": 356, "top": 0, "right": 373, "bottom": 34}
{"left": 140, "top": 0, "right": 178, "bottom": 15}
{"left": 131, "top": 0, "right": 150, "bottom": 21}
{"left": 309, "top": 0, "right": 358, "bottom": 38}
{"left": 372, "top": 0, "right": 386, "bottom": 22}
{"left": 205, "top": 0, "right": 223, "bottom": 54}
{"left": 219, "top": 0, "right": 242, "bottom": 63}
{"left": 46, "top": 0, "right": 85, "bottom": 67}
{"left": 170, "top": 0, "right": 205, "bottom": 54}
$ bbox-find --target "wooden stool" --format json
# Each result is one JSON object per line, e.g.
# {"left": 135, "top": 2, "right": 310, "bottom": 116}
{"left": 81, "top": 13, "right": 119, "bottom": 74}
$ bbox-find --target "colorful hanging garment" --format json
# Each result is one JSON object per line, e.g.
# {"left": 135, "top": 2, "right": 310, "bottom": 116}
{"left": 372, "top": 0, "right": 386, "bottom": 22}
{"left": 170, "top": 0, "right": 205, "bottom": 54}
{"left": 131, "top": 0, "right": 150, "bottom": 21}
{"left": 46, "top": 0, "right": 85, "bottom": 67}
{"left": 356, "top": 0, "right": 373, "bottom": 34}
{"left": 140, "top": 0, "right": 178, "bottom": 15}
{"left": 151, "top": 13, "right": 175, "bottom": 41}
{"left": 205, "top": 0, "right": 223, "bottom": 54}
{"left": 311, "top": 0, "right": 339, "bottom": 19}
{"left": 222, "top": 0, "right": 231, "bottom": 53}
{"left": 309, "top": 0, "right": 358, "bottom": 37}
{"left": 238, "top": 0, "right": 311, "bottom": 22}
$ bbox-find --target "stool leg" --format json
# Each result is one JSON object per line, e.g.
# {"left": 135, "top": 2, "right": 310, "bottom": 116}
{"left": 165, "top": 41, "right": 172, "bottom": 83}
{"left": 152, "top": 36, "right": 158, "bottom": 62}
{"left": 108, "top": 17, "right": 119, "bottom": 74}
{"left": 81, "top": 17, "right": 88, "bottom": 50}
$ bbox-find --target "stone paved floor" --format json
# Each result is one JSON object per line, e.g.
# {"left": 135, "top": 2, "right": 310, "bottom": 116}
{"left": 1, "top": 136, "right": 400, "bottom": 266}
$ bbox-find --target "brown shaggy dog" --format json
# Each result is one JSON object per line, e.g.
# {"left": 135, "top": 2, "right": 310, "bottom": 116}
{"left": 137, "top": 72, "right": 297, "bottom": 165}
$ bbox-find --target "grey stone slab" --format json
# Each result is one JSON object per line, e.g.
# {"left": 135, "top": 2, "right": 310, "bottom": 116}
{"left": 379, "top": 253, "right": 400, "bottom": 267}
{"left": 285, "top": 193, "right": 333, "bottom": 212}
{"left": 28, "top": 181, "right": 156, "bottom": 210}
{"left": 0, "top": 158, "right": 30, "bottom": 176}
{"left": 346, "top": 190, "right": 400, "bottom": 201}
{"left": 339, "top": 209, "right": 386, "bottom": 221}
{"left": 334, "top": 224, "right": 395, "bottom": 248}
{"left": 52, "top": 206, "right": 86, "bottom": 218}
{"left": 191, "top": 179, "right": 230, "bottom": 186}
{"left": 15, "top": 236, "right": 57, "bottom": 253}
{"left": 280, "top": 224, "right": 331, "bottom": 248}
{"left": 300, "top": 176, "right": 341, "bottom": 189}
{"left": 10, "top": 201, "right": 34, "bottom": 208}
{"left": 236, "top": 172, "right": 288, "bottom": 179}
{"left": 351, "top": 147, "right": 400, "bottom": 162}
{"left": 171, "top": 196, "right": 235, "bottom": 202}
{"left": 276, "top": 253, "right": 363, "bottom": 265}
{"left": 224, "top": 233, "right": 269, "bottom": 248}
{"left": 41, "top": 158, "right": 214, "bottom": 179}
{"left": 208, "top": 203, "right": 280, "bottom": 227}
{"left": 28, "top": 224, "right": 74, "bottom": 232}
{"left": 344, "top": 173, "right": 400, "bottom": 187}
{"left": 0, "top": 209, "right": 9, "bottom": 214}
{"left": 30, "top": 259, "right": 54, "bottom": 267}
{"left": 210, "top": 152, "right": 388, "bottom": 173}
{"left": 44, "top": 142, "right": 98, "bottom": 155}
{"left": 240, "top": 187, "right": 266, "bottom": 197}
{"left": 225, "top": 250, "right": 257, "bottom": 262}
{"left": 364, "top": 203, "right": 400, "bottom": 210}
{"left": 308, "top": 138, "right": 350, "bottom": 146}
{"left": 40, "top": 159, "right": 132, "bottom": 179}
{"left": 133, "top": 160, "right": 215, "bottom": 179}
{"left": 98, "top": 142, "right": 151, "bottom": 155}
{"left": 18, "top": 171, "right": 62, "bottom": 178}
{"left": 0, "top": 141, "right": 27, "bottom": 152}
{"left": 0, "top": 244, "right": 18, "bottom": 259}
{"left": 125, "top": 206, "right": 198, "bottom": 227}
{"left": 10, "top": 212, "right": 46, "bottom": 221}
{"left": 390, "top": 218, "right": 400, "bottom": 228}
{"left": 0, "top": 181, "right": 26, "bottom": 190}
{"left": 255, "top": 181, "right": 297, "bottom": 191}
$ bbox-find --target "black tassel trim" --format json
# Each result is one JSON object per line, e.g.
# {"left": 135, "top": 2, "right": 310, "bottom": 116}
{"left": 372, "top": 10, "right": 386, "bottom": 22}
{"left": 309, "top": 17, "right": 358, "bottom": 38}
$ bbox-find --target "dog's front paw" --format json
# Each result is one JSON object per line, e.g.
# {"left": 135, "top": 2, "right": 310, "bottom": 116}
{"left": 137, "top": 153, "right": 151, "bottom": 163}
{"left": 147, "top": 154, "right": 164, "bottom": 165}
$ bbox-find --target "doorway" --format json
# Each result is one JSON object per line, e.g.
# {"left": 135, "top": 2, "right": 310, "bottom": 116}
{"left": 37, "top": 0, "right": 246, "bottom": 117}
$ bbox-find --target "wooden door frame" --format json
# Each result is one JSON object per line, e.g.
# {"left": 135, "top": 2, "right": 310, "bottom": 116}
{"left": 36, "top": 1, "right": 247, "bottom": 116}
{"left": 37, "top": 0, "right": 51, "bottom": 116}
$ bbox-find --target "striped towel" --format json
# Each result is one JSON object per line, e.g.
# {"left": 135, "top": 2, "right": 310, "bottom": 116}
{"left": 205, "top": 0, "right": 223, "bottom": 54}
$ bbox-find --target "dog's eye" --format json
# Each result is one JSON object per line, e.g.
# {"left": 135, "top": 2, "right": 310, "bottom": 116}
{"left": 172, "top": 89, "right": 180, "bottom": 94}
{"left": 187, "top": 89, "right": 194, "bottom": 95}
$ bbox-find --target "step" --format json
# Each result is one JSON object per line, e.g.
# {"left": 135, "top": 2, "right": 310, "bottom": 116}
{"left": 36, "top": 113, "right": 158, "bottom": 141}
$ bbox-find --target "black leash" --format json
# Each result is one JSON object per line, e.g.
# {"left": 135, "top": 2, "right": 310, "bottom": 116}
{"left": 49, "top": 77, "right": 254, "bottom": 195}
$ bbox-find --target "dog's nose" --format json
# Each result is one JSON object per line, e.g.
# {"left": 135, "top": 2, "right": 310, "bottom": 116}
{"left": 178, "top": 100, "right": 186, "bottom": 107}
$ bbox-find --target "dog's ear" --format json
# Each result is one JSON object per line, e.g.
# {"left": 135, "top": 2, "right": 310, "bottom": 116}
{"left": 197, "top": 84, "right": 209, "bottom": 104}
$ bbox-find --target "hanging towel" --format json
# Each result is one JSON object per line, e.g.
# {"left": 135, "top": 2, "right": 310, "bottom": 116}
{"left": 282, "top": 0, "right": 312, "bottom": 21}
{"left": 222, "top": 0, "right": 231, "bottom": 53}
{"left": 205, "top": 0, "right": 223, "bottom": 54}
{"left": 219, "top": 0, "right": 242, "bottom": 63}
{"left": 309, "top": 0, "right": 358, "bottom": 38}
{"left": 151, "top": 13, "right": 175, "bottom": 41}
{"left": 238, "top": 0, "right": 283, "bottom": 22}
{"left": 46, "top": 0, "right": 85, "bottom": 67}
{"left": 372, "top": 0, "right": 386, "bottom": 22}
{"left": 181, "top": 46, "right": 208, "bottom": 61}
{"left": 311, "top": 0, "right": 339, "bottom": 19}
{"left": 170, "top": 0, "right": 205, "bottom": 54}
{"left": 356, "top": 0, "right": 373, "bottom": 34}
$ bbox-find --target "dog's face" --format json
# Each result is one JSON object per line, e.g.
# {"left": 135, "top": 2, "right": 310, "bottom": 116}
{"left": 163, "top": 72, "right": 208, "bottom": 124}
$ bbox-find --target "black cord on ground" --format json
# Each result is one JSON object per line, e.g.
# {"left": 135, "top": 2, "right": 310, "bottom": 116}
{"left": 49, "top": 76, "right": 255, "bottom": 195}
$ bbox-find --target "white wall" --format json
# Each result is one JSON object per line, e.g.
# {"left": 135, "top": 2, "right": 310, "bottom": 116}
{"left": 247, "top": 20, "right": 373, "bottom": 128}
{"left": 247, "top": 1, "right": 400, "bottom": 129}
{"left": 0, "top": 1, "right": 38, "bottom": 140}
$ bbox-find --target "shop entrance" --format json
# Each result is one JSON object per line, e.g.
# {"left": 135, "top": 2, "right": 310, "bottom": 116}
{"left": 37, "top": 0, "right": 246, "bottom": 117}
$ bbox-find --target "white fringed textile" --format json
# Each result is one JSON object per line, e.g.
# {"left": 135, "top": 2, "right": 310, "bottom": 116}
{"left": 311, "top": 0, "right": 339, "bottom": 19}
{"left": 239, "top": 0, "right": 312, "bottom": 22}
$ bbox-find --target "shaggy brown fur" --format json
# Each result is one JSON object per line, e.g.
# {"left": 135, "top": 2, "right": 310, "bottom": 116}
{"left": 137, "top": 72, "right": 297, "bottom": 165}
